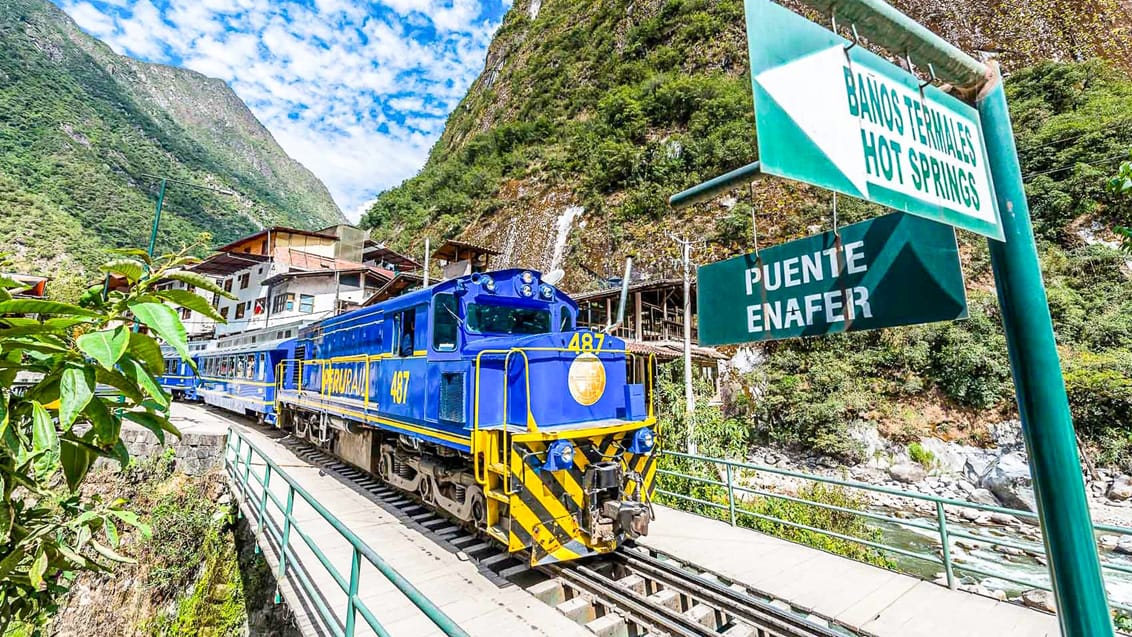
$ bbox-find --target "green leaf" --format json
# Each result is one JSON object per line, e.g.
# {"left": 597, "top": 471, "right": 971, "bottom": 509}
{"left": 165, "top": 271, "right": 233, "bottom": 299}
{"left": 127, "top": 332, "right": 165, "bottom": 375}
{"left": 128, "top": 302, "right": 189, "bottom": 361}
{"left": 76, "top": 326, "right": 129, "bottom": 369}
{"left": 90, "top": 540, "right": 134, "bottom": 564}
{"left": 60, "top": 438, "right": 96, "bottom": 492}
{"left": 119, "top": 359, "right": 170, "bottom": 408}
{"left": 154, "top": 288, "right": 226, "bottom": 323}
{"left": 60, "top": 366, "right": 95, "bottom": 429}
{"left": 31, "top": 401, "right": 59, "bottom": 458}
{"left": 0, "top": 300, "right": 100, "bottom": 317}
{"left": 99, "top": 259, "right": 146, "bottom": 283}
{"left": 107, "top": 247, "right": 153, "bottom": 264}
{"left": 122, "top": 411, "right": 180, "bottom": 444}
{"left": 94, "top": 367, "right": 145, "bottom": 403}
{"left": 82, "top": 398, "right": 120, "bottom": 447}
{"left": 29, "top": 548, "right": 47, "bottom": 590}
{"left": 103, "top": 518, "right": 119, "bottom": 547}
{"left": 0, "top": 393, "right": 8, "bottom": 441}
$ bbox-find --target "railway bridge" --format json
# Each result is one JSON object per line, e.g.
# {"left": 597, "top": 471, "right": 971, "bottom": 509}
{"left": 201, "top": 401, "right": 1088, "bottom": 637}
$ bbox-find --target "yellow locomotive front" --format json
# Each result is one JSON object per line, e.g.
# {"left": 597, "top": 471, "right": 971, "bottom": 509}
{"left": 462, "top": 271, "right": 658, "bottom": 565}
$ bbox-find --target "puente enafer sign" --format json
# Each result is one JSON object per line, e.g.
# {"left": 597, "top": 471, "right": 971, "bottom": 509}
{"left": 747, "top": 0, "right": 1004, "bottom": 241}
{"left": 697, "top": 212, "right": 967, "bottom": 345}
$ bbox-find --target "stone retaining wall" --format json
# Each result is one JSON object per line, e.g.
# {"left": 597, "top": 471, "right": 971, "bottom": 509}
{"left": 118, "top": 424, "right": 229, "bottom": 475}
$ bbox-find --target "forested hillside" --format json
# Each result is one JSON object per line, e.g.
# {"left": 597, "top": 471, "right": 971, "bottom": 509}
{"left": 0, "top": 0, "right": 346, "bottom": 292}
{"left": 363, "top": 0, "right": 1132, "bottom": 463}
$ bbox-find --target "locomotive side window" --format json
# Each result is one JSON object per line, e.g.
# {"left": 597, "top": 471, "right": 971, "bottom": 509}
{"left": 433, "top": 294, "right": 458, "bottom": 352}
{"left": 467, "top": 303, "right": 550, "bottom": 335}
{"left": 394, "top": 310, "right": 415, "bottom": 357}
{"left": 560, "top": 306, "right": 573, "bottom": 331}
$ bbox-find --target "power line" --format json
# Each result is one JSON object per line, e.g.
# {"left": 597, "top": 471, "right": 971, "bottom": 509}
{"left": 1021, "top": 152, "right": 1128, "bottom": 180}
{"left": 1018, "top": 118, "right": 1132, "bottom": 152}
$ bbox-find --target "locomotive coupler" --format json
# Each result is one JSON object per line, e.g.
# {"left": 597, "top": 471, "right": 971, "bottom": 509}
{"left": 583, "top": 460, "right": 653, "bottom": 543}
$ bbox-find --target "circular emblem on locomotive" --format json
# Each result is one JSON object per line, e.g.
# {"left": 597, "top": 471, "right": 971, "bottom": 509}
{"left": 568, "top": 352, "right": 606, "bottom": 406}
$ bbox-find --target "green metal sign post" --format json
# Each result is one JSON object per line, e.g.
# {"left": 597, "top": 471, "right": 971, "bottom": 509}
{"left": 669, "top": 0, "right": 1114, "bottom": 632}
{"left": 697, "top": 212, "right": 967, "bottom": 345}
{"left": 977, "top": 72, "right": 1114, "bottom": 635}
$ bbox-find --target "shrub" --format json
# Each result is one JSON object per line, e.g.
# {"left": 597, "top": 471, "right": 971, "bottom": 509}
{"left": 908, "top": 442, "right": 935, "bottom": 469}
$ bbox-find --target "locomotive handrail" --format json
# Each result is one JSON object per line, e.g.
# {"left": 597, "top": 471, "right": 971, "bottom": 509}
{"left": 471, "top": 345, "right": 656, "bottom": 487}
{"left": 225, "top": 428, "right": 470, "bottom": 637}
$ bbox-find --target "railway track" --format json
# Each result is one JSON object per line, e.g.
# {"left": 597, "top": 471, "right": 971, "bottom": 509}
{"left": 259, "top": 425, "right": 861, "bottom": 637}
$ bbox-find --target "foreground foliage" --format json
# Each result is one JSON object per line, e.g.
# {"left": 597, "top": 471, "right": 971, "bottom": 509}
{"left": 0, "top": 248, "right": 231, "bottom": 630}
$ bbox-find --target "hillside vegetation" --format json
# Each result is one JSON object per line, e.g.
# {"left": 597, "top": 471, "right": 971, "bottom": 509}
{"left": 0, "top": 0, "right": 345, "bottom": 290}
{"left": 363, "top": 0, "right": 1132, "bottom": 463}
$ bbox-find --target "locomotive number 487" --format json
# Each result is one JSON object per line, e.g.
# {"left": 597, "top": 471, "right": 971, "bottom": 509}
{"left": 390, "top": 370, "right": 410, "bottom": 404}
{"left": 567, "top": 331, "right": 605, "bottom": 353}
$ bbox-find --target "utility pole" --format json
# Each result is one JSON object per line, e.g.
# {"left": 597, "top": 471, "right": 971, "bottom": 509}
{"left": 139, "top": 174, "right": 236, "bottom": 257}
{"left": 424, "top": 237, "right": 431, "bottom": 286}
{"left": 669, "top": 233, "right": 697, "bottom": 455}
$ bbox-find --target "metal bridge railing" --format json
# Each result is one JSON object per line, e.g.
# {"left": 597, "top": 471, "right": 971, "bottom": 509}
{"left": 224, "top": 428, "right": 469, "bottom": 637}
{"left": 658, "top": 449, "right": 1132, "bottom": 616}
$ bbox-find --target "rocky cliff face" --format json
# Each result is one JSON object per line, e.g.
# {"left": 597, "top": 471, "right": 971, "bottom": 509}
{"left": 0, "top": 0, "right": 346, "bottom": 285}
{"left": 362, "top": 0, "right": 1132, "bottom": 289}
{"left": 362, "top": 0, "right": 1132, "bottom": 464}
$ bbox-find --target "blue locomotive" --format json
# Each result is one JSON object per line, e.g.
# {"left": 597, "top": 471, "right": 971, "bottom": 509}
{"left": 165, "top": 269, "right": 658, "bottom": 565}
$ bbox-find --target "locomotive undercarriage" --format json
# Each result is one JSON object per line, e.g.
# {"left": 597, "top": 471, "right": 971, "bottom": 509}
{"left": 280, "top": 405, "right": 489, "bottom": 529}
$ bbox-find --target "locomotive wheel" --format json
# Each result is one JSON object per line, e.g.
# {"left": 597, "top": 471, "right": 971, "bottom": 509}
{"left": 418, "top": 476, "right": 433, "bottom": 503}
{"left": 378, "top": 454, "right": 390, "bottom": 481}
{"left": 470, "top": 492, "right": 486, "bottom": 528}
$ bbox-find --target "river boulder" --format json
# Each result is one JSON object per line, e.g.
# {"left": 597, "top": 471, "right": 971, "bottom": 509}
{"left": 981, "top": 452, "right": 1037, "bottom": 513}
{"left": 1107, "top": 475, "right": 1132, "bottom": 501}
{"left": 888, "top": 463, "right": 927, "bottom": 484}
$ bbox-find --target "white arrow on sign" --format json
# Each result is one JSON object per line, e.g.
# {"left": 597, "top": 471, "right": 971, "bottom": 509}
{"left": 755, "top": 45, "right": 871, "bottom": 198}
{"left": 755, "top": 45, "right": 997, "bottom": 226}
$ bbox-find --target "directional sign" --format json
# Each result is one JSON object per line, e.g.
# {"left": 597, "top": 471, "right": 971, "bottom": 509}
{"left": 745, "top": 0, "right": 1004, "bottom": 241}
{"left": 697, "top": 212, "right": 967, "bottom": 345}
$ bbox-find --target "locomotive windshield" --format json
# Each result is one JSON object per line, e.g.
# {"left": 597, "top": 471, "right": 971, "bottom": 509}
{"left": 466, "top": 303, "right": 551, "bottom": 335}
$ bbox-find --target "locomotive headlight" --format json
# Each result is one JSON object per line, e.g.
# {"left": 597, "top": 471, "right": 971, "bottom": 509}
{"left": 540, "top": 284, "right": 555, "bottom": 300}
{"left": 542, "top": 439, "right": 575, "bottom": 472}
{"left": 628, "top": 427, "right": 656, "bottom": 454}
{"left": 521, "top": 271, "right": 535, "bottom": 284}
{"left": 482, "top": 276, "right": 496, "bottom": 292}
{"left": 520, "top": 284, "right": 534, "bottom": 297}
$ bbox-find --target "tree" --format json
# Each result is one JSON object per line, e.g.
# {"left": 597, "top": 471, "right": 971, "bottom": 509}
{"left": 1106, "top": 153, "right": 1132, "bottom": 252}
{"left": 0, "top": 247, "right": 232, "bottom": 631}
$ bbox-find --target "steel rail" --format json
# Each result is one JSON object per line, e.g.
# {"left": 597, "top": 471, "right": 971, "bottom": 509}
{"left": 615, "top": 546, "right": 846, "bottom": 637}
{"left": 542, "top": 560, "right": 718, "bottom": 637}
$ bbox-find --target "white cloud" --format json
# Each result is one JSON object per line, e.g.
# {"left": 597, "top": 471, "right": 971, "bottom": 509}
{"left": 55, "top": 0, "right": 509, "bottom": 222}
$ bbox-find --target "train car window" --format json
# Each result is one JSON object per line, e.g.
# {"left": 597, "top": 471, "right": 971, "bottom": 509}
{"left": 396, "top": 310, "right": 416, "bottom": 357}
{"left": 466, "top": 304, "right": 550, "bottom": 335}
{"left": 560, "top": 306, "right": 573, "bottom": 331}
{"left": 433, "top": 294, "right": 458, "bottom": 352}
{"left": 246, "top": 354, "right": 255, "bottom": 379}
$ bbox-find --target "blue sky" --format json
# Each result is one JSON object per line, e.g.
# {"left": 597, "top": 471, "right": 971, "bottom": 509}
{"left": 55, "top": 0, "right": 512, "bottom": 221}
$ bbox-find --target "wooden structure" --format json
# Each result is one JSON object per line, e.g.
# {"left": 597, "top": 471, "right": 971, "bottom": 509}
{"left": 573, "top": 279, "right": 725, "bottom": 382}
{"left": 432, "top": 240, "right": 499, "bottom": 280}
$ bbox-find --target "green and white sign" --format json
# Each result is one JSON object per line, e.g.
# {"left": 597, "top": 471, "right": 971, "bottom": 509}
{"left": 745, "top": 0, "right": 1003, "bottom": 241}
{"left": 697, "top": 212, "right": 967, "bottom": 345}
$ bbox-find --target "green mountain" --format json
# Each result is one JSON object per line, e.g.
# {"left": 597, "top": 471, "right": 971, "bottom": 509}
{"left": 363, "top": 0, "right": 1132, "bottom": 463}
{"left": 0, "top": 0, "right": 346, "bottom": 287}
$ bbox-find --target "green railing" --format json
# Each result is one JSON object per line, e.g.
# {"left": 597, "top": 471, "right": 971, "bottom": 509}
{"left": 224, "top": 429, "right": 469, "bottom": 637}
{"left": 658, "top": 449, "right": 1132, "bottom": 616}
